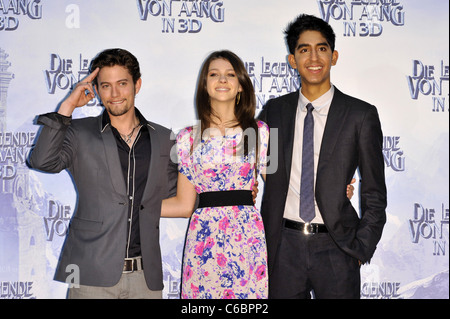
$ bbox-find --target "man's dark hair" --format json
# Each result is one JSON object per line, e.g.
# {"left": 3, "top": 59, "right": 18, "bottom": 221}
{"left": 89, "top": 48, "right": 141, "bottom": 86}
{"left": 284, "top": 14, "right": 336, "bottom": 55}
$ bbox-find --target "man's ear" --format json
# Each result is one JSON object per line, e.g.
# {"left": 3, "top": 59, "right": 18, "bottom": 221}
{"left": 288, "top": 54, "right": 297, "bottom": 69}
{"left": 135, "top": 78, "right": 142, "bottom": 94}
{"left": 331, "top": 50, "right": 339, "bottom": 66}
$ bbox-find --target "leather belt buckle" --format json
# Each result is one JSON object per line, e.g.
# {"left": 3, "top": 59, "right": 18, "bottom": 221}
{"left": 123, "top": 257, "right": 143, "bottom": 273}
{"left": 303, "top": 223, "right": 314, "bottom": 235}
{"left": 123, "top": 258, "right": 134, "bottom": 273}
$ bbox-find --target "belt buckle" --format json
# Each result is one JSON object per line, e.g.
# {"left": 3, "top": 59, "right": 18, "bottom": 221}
{"left": 123, "top": 258, "right": 135, "bottom": 274}
{"left": 303, "top": 223, "right": 314, "bottom": 235}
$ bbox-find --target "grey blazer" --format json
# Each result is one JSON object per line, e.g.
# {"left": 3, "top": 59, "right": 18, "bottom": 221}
{"left": 28, "top": 109, "right": 177, "bottom": 291}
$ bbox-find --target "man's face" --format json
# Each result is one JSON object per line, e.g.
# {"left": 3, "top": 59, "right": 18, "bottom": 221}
{"left": 95, "top": 65, "right": 141, "bottom": 117}
{"left": 288, "top": 30, "right": 338, "bottom": 93}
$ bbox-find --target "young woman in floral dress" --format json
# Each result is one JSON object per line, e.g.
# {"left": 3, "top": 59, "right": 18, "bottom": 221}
{"left": 162, "top": 50, "right": 269, "bottom": 299}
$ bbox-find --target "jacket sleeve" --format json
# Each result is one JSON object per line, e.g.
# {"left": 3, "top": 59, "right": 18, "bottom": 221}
{"left": 355, "top": 105, "right": 387, "bottom": 262}
{"left": 256, "top": 99, "right": 270, "bottom": 123}
{"left": 167, "top": 130, "right": 178, "bottom": 198}
{"left": 27, "top": 112, "right": 76, "bottom": 173}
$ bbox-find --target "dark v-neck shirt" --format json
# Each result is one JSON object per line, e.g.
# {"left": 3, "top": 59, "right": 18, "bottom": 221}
{"left": 102, "top": 109, "right": 151, "bottom": 258}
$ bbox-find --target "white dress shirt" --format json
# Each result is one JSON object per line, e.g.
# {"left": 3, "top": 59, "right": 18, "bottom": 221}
{"left": 283, "top": 85, "right": 335, "bottom": 224}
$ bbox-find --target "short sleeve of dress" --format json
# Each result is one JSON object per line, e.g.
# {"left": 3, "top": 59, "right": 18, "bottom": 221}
{"left": 257, "top": 120, "right": 269, "bottom": 175}
{"left": 176, "top": 126, "right": 194, "bottom": 182}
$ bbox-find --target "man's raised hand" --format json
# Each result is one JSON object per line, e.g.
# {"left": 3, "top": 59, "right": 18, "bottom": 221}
{"left": 58, "top": 67, "right": 100, "bottom": 116}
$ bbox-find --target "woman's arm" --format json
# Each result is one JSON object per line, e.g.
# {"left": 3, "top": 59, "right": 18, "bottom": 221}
{"left": 161, "top": 172, "right": 197, "bottom": 218}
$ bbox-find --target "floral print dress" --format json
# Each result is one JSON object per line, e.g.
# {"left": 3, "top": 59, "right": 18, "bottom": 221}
{"left": 177, "top": 121, "right": 269, "bottom": 299}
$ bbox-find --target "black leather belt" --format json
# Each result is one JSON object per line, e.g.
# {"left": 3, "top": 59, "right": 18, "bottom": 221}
{"left": 284, "top": 219, "right": 328, "bottom": 234}
{"left": 198, "top": 190, "right": 253, "bottom": 208}
{"left": 123, "top": 257, "right": 143, "bottom": 273}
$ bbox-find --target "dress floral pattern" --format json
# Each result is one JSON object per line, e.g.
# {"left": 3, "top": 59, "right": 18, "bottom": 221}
{"left": 177, "top": 121, "right": 269, "bottom": 299}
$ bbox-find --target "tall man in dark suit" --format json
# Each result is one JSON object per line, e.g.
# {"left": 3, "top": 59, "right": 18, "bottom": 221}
{"left": 28, "top": 48, "right": 177, "bottom": 298}
{"left": 258, "top": 14, "right": 387, "bottom": 299}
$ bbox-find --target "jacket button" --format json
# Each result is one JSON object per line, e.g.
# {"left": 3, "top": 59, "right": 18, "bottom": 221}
{"left": 140, "top": 205, "right": 144, "bottom": 210}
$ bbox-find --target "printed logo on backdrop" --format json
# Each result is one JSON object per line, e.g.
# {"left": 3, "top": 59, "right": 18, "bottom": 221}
{"left": 0, "top": 132, "right": 35, "bottom": 179}
{"left": 245, "top": 58, "right": 300, "bottom": 110}
{"left": 361, "top": 281, "right": 401, "bottom": 299}
{"left": 0, "top": 0, "right": 42, "bottom": 31}
{"left": 2, "top": 49, "right": 46, "bottom": 299}
{"left": 383, "top": 136, "right": 404, "bottom": 172}
{"left": 409, "top": 203, "right": 449, "bottom": 256}
{"left": 44, "top": 53, "right": 102, "bottom": 108}
{"left": 44, "top": 200, "right": 71, "bottom": 241}
{"left": 1, "top": 48, "right": 35, "bottom": 183}
{"left": 317, "top": 0, "right": 405, "bottom": 37}
{"left": 136, "top": 0, "right": 225, "bottom": 33}
{"left": 407, "top": 60, "right": 449, "bottom": 112}
{"left": 0, "top": 281, "right": 35, "bottom": 299}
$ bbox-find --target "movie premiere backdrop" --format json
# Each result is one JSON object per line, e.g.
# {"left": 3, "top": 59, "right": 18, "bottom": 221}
{"left": 0, "top": 0, "right": 448, "bottom": 299}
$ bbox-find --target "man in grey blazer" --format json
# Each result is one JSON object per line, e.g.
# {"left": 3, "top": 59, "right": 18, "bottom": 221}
{"left": 28, "top": 48, "right": 177, "bottom": 298}
{"left": 258, "top": 15, "right": 387, "bottom": 298}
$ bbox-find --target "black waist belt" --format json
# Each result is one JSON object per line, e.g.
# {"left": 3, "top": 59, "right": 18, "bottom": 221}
{"left": 198, "top": 190, "right": 253, "bottom": 208}
{"left": 284, "top": 218, "right": 328, "bottom": 234}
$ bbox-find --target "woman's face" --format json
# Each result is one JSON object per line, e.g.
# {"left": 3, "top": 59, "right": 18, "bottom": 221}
{"left": 206, "top": 58, "right": 242, "bottom": 107}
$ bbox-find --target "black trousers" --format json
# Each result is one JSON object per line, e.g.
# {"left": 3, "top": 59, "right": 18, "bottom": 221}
{"left": 269, "top": 223, "right": 361, "bottom": 299}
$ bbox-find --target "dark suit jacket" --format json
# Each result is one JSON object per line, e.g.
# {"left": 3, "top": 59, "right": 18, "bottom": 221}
{"left": 28, "top": 109, "right": 177, "bottom": 291}
{"left": 258, "top": 87, "right": 387, "bottom": 272}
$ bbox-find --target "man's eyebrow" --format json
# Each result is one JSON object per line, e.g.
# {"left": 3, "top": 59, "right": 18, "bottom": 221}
{"left": 99, "top": 78, "right": 129, "bottom": 85}
{"left": 296, "top": 42, "right": 330, "bottom": 50}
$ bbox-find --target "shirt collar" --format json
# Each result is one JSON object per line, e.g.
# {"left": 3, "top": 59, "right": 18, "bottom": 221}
{"left": 299, "top": 84, "right": 335, "bottom": 113}
{"left": 101, "top": 107, "right": 148, "bottom": 131}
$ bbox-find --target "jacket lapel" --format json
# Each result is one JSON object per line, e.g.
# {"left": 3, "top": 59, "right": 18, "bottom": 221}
{"left": 100, "top": 119, "right": 127, "bottom": 195}
{"left": 318, "top": 88, "right": 348, "bottom": 168}
{"left": 281, "top": 91, "right": 299, "bottom": 180}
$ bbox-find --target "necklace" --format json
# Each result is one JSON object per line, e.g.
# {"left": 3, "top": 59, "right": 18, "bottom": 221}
{"left": 120, "top": 123, "right": 141, "bottom": 144}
